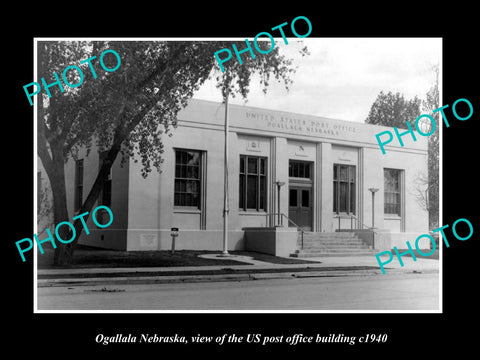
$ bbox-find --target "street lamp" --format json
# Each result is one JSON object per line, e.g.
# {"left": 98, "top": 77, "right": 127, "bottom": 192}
{"left": 368, "top": 187, "right": 379, "bottom": 228}
{"left": 275, "top": 181, "right": 285, "bottom": 227}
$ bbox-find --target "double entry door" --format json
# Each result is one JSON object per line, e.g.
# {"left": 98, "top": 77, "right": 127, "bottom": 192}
{"left": 288, "top": 161, "right": 313, "bottom": 231}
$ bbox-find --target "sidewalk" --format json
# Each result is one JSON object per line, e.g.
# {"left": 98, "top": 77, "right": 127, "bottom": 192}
{"left": 37, "top": 253, "right": 440, "bottom": 287}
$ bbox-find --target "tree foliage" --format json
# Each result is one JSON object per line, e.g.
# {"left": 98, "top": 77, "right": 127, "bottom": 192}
{"left": 365, "top": 91, "right": 421, "bottom": 128}
{"left": 420, "top": 64, "right": 440, "bottom": 229}
{"left": 37, "top": 40, "right": 308, "bottom": 265}
{"left": 364, "top": 70, "right": 439, "bottom": 231}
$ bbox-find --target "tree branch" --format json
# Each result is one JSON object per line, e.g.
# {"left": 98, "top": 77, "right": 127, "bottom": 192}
{"left": 134, "top": 43, "right": 188, "bottom": 91}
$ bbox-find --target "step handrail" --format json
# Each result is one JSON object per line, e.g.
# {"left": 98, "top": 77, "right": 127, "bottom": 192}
{"left": 334, "top": 214, "right": 374, "bottom": 231}
{"left": 282, "top": 214, "right": 306, "bottom": 250}
{"left": 265, "top": 212, "right": 305, "bottom": 249}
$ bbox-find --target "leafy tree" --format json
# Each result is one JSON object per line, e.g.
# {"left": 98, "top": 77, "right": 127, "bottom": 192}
{"left": 364, "top": 74, "right": 439, "bottom": 232}
{"left": 365, "top": 91, "right": 421, "bottom": 128}
{"left": 419, "top": 64, "right": 440, "bottom": 230}
{"left": 37, "top": 40, "right": 308, "bottom": 265}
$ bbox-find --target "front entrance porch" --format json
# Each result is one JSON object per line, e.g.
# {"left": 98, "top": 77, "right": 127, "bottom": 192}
{"left": 290, "top": 231, "right": 376, "bottom": 258}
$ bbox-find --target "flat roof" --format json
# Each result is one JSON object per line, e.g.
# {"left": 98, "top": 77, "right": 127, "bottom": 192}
{"left": 177, "top": 98, "right": 428, "bottom": 152}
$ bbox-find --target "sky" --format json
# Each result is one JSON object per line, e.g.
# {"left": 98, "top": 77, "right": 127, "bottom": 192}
{"left": 193, "top": 38, "right": 442, "bottom": 123}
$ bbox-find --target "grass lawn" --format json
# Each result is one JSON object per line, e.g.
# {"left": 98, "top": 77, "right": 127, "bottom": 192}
{"left": 37, "top": 246, "right": 317, "bottom": 269}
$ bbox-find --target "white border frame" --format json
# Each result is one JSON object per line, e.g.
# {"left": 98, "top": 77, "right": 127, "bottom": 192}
{"left": 33, "top": 37, "right": 443, "bottom": 314}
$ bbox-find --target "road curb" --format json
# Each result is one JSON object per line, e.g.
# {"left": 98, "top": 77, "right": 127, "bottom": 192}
{"left": 38, "top": 273, "right": 255, "bottom": 287}
{"left": 35, "top": 267, "right": 435, "bottom": 287}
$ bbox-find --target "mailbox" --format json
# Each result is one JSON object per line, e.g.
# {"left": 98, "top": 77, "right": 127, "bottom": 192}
{"left": 171, "top": 227, "right": 179, "bottom": 237}
{"left": 170, "top": 227, "right": 179, "bottom": 254}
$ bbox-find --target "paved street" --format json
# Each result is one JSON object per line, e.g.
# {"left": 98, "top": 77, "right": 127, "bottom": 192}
{"left": 36, "top": 272, "right": 439, "bottom": 311}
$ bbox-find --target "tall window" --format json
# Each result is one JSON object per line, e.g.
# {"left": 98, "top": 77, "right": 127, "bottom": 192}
{"left": 384, "top": 169, "right": 401, "bottom": 215}
{"left": 174, "top": 149, "right": 202, "bottom": 208}
{"left": 333, "top": 164, "right": 355, "bottom": 214}
{"left": 99, "top": 152, "right": 112, "bottom": 207}
{"left": 239, "top": 155, "right": 267, "bottom": 211}
{"left": 74, "top": 159, "right": 84, "bottom": 211}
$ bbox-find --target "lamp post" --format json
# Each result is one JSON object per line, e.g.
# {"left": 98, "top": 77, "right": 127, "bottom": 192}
{"left": 275, "top": 181, "right": 285, "bottom": 226}
{"left": 368, "top": 187, "right": 379, "bottom": 228}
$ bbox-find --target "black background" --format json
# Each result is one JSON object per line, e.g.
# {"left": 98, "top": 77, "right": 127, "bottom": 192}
{"left": 5, "top": 4, "right": 478, "bottom": 355}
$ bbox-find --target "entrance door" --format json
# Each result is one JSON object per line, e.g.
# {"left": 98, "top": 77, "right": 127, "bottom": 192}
{"left": 288, "top": 186, "right": 312, "bottom": 231}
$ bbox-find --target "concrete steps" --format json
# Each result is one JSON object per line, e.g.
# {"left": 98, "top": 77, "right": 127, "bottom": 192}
{"left": 291, "top": 231, "right": 376, "bottom": 258}
{"left": 300, "top": 244, "right": 369, "bottom": 249}
{"left": 290, "top": 250, "right": 377, "bottom": 258}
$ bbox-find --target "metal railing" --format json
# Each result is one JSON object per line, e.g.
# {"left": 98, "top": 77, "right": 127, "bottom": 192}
{"left": 334, "top": 214, "right": 373, "bottom": 231}
{"left": 265, "top": 212, "right": 305, "bottom": 249}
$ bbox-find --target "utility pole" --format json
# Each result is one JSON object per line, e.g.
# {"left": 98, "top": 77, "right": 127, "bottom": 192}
{"left": 222, "top": 92, "right": 230, "bottom": 256}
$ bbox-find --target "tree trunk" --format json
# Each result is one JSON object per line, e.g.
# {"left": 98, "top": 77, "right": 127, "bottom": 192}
{"left": 40, "top": 73, "right": 161, "bottom": 266}
{"left": 53, "top": 143, "right": 123, "bottom": 265}
{"left": 41, "top": 138, "right": 116, "bottom": 266}
{"left": 45, "top": 144, "right": 72, "bottom": 266}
